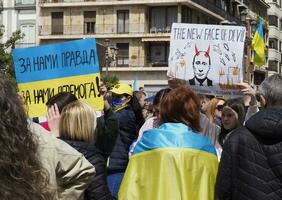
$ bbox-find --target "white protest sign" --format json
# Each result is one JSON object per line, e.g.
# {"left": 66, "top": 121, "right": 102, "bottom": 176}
{"left": 168, "top": 23, "right": 246, "bottom": 96}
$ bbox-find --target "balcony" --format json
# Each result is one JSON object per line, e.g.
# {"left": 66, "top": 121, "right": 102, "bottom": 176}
{"left": 192, "top": 0, "right": 241, "bottom": 24}
{"left": 38, "top": 23, "right": 171, "bottom": 39}
{"left": 15, "top": 0, "right": 36, "bottom": 9}
{"left": 38, "top": 0, "right": 187, "bottom": 7}
{"left": 39, "top": 0, "right": 111, "bottom": 2}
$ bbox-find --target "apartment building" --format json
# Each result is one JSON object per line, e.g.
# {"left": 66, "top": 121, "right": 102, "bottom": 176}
{"left": 0, "top": 0, "right": 36, "bottom": 48}
{"left": 38, "top": 0, "right": 267, "bottom": 94}
{"left": 265, "top": 0, "right": 282, "bottom": 77}
{"left": 240, "top": 0, "right": 269, "bottom": 85}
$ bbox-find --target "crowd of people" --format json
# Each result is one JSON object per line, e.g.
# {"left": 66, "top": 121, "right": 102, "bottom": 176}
{"left": 1, "top": 72, "right": 282, "bottom": 200}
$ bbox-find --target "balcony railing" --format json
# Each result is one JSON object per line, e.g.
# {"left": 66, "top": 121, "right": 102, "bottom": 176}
{"left": 39, "top": 0, "right": 114, "bottom": 3}
{"left": 192, "top": 0, "right": 241, "bottom": 24}
{"left": 15, "top": 0, "right": 36, "bottom": 7}
{"left": 39, "top": 24, "right": 172, "bottom": 36}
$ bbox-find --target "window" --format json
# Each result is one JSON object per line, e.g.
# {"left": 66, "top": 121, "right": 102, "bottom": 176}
{"left": 182, "top": 6, "right": 192, "bottom": 23}
{"left": 19, "top": 24, "right": 35, "bottom": 47}
{"left": 280, "top": 41, "right": 282, "bottom": 52}
{"left": 117, "top": 10, "right": 129, "bottom": 33}
{"left": 269, "top": 38, "right": 278, "bottom": 50}
{"left": 22, "top": 0, "right": 35, "bottom": 4}
{"left": 84, "top": 11, "right": 96, "bottom": 34}
{"left": 149, "top": 42, "right": 169, "bottom": 66}
{"left": 280, "top": 19, "right": 282, "bottom": 30}
{"left": 253, "top": 71, "right": 265, "bottom": 85}
{"left": 150, "top": 7, "right": 177, "bottom": 33}
{"left": 116, "top": 43, "right": 129, "bottom": 66}
{"left": 207, "top": 0, "right": 225, "bottom": 10}
{"left": 269, "top": 15, "right": 278, "bottom": 27}
{"left": 51, "top": 12, "right": 63, "bottom": 35}
{"left": 268, "top": 60, "right": 278, "bottom": 71}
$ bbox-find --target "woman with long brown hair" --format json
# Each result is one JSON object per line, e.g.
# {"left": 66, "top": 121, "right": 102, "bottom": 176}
{"left": 0, "top": 73, "right": 53, "bottom": 200}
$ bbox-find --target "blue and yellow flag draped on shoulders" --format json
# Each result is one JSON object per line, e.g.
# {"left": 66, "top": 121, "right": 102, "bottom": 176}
{"left": 12, "top": 38, "right": 103, "bottom": 117}
{"left": 252, "top": 18, "right": 265, "bottom": 67}
{"left": 118, "top": 123, "right": 218, "bottom": 200}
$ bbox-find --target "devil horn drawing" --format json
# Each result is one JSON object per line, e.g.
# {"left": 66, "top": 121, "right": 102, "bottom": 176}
{"left": 195, "top": 45, "right": 200, "bottom": 56}
{"left": 205, "top": 45, "right": 210, "bottom": 57}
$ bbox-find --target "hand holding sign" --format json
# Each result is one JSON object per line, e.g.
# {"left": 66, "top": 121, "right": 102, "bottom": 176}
{"left": 236, "top": 82, "right": 257, "bottom": 106}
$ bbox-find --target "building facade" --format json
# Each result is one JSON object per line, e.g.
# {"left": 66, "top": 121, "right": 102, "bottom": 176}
{"left": 38, "top": 0, "right": 268, "bottom": 95}
{"left": 266, "top": 0, "right": 282, "bottom": 78}
{"left": 241, "top": 0, "right": 269, "bottom": 85}
{"left": 1, "top": 0, "right": 36, "bottom": 48}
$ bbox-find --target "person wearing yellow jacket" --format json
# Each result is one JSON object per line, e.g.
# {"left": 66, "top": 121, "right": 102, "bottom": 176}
{"left": 119, "top": 86, "right": 218, "bottom": 200}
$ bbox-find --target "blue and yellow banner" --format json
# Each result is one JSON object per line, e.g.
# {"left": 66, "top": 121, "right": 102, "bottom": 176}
{"left": 13, "top": 38, "right": 103, "bottom": 117}
{"left": 119, "top": 123, "right": 218, "bottom": 200}
{"left": 252, "top": 18, "right": 265, "bottom": 67}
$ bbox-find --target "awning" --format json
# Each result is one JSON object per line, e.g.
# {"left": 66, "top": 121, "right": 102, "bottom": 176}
{"left": 142, "top": 37, "right": 170, "bottom": 42}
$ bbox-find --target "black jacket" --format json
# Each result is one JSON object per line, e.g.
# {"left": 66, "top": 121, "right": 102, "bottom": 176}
{"left": 108, "top": 106, "right": 137, "bottom": 173}
{"left": 188, "top": 77, "right": 213, "bottom": 86}
{"left": 62, "top": 109, "right": 119, "bottom": 200}
{"left": 216, "top": 108, "right": 282, "bottom": 200}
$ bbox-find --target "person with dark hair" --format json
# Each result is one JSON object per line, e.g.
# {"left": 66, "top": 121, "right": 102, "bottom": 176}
{"left": 46, "top": 92, "right": 78, "bottom": 112}
{"left": 40, "top": 92, "right": 78, "bottom": 131}
{"left": 129, "top": 88, "right": 172, "bottom": 156}
{"left": 216, "top": 74, "right": 282, "bottom": 200}
{"left": 218, "top": 98, "right": 246, "bottom": 146}
{"left": 132, "top": 91, "right": 145, "bottom": 131}
{"left": 0, "top": 74, "right": 53, "bottom": 199}
{"left": 198, "top": 94, "right": 212, "bottom": 114}
{"left": 119, "top": 86, "right": 218, "bottom": 200}
{"left": 107, "top": 83, "right": 138, "bottom": 198}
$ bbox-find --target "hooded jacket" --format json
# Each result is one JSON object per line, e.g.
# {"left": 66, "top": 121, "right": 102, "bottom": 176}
{"left": 216, "top": 108, "right": 282, "bottom": 200}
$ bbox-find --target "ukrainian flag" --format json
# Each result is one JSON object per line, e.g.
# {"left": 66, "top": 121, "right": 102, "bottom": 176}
{"left": 118, "top": 123, "right": 218, "bottom": 200}
{"left": 252, "top": 18, "right": 265, "bottom": 67}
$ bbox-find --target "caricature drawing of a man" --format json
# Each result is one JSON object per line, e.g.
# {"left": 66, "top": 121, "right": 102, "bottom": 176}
{"left": 189, "top": 45, "right": 213, "bottom": 86}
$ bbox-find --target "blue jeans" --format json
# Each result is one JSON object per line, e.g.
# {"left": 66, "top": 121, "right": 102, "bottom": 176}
{"left": 107, "top": 172, "right": 124, "bottom": 198}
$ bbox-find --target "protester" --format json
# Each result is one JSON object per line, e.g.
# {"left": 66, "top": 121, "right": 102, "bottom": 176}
{"left": 119, "top": 86, "right": 218, "bottom": 200}
{"left": 40, "top": 92, "right": 78, "bottom": 131}
{"left": 168, "top": 78, "right": 220, "bottom": 147}
{"left": 129, "top": 88, "right": 172, "bottom": 156}
{"left": 0, "top": 73, "right": 95, "bottom": 200}
{"left": 206, "top": 97, "right": 226, "bottom": 126}
{"left": 216, "top": 74, "right": 282, "bottom": 200}
{"left": 48, "top": 99, "right": 118, "bottom": 200}
{"left": 237, "top": 82, "right": 260, "bottom": 121}
{"left": 107, "top": 83, "right": 138, "bottom": 198}
{"left": 31, "top": 121, "right": 96, "bottom": 200}
{"left": 134, "top": 90, "right": 146, "bottom": 109}
{"left": 217, "top": 98, "right": 245, "bottom": 146}
{"left": 0, "top": 73, "right": 54, "bottom": 199}
{"left": 132, "top": 91, "right": 146, "bottom": 130}
{"left": 139, "top": 86, "right": 145, "bottom": 92}
{"left": 198, "top": 94, "right": 212, "bottom": 114}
